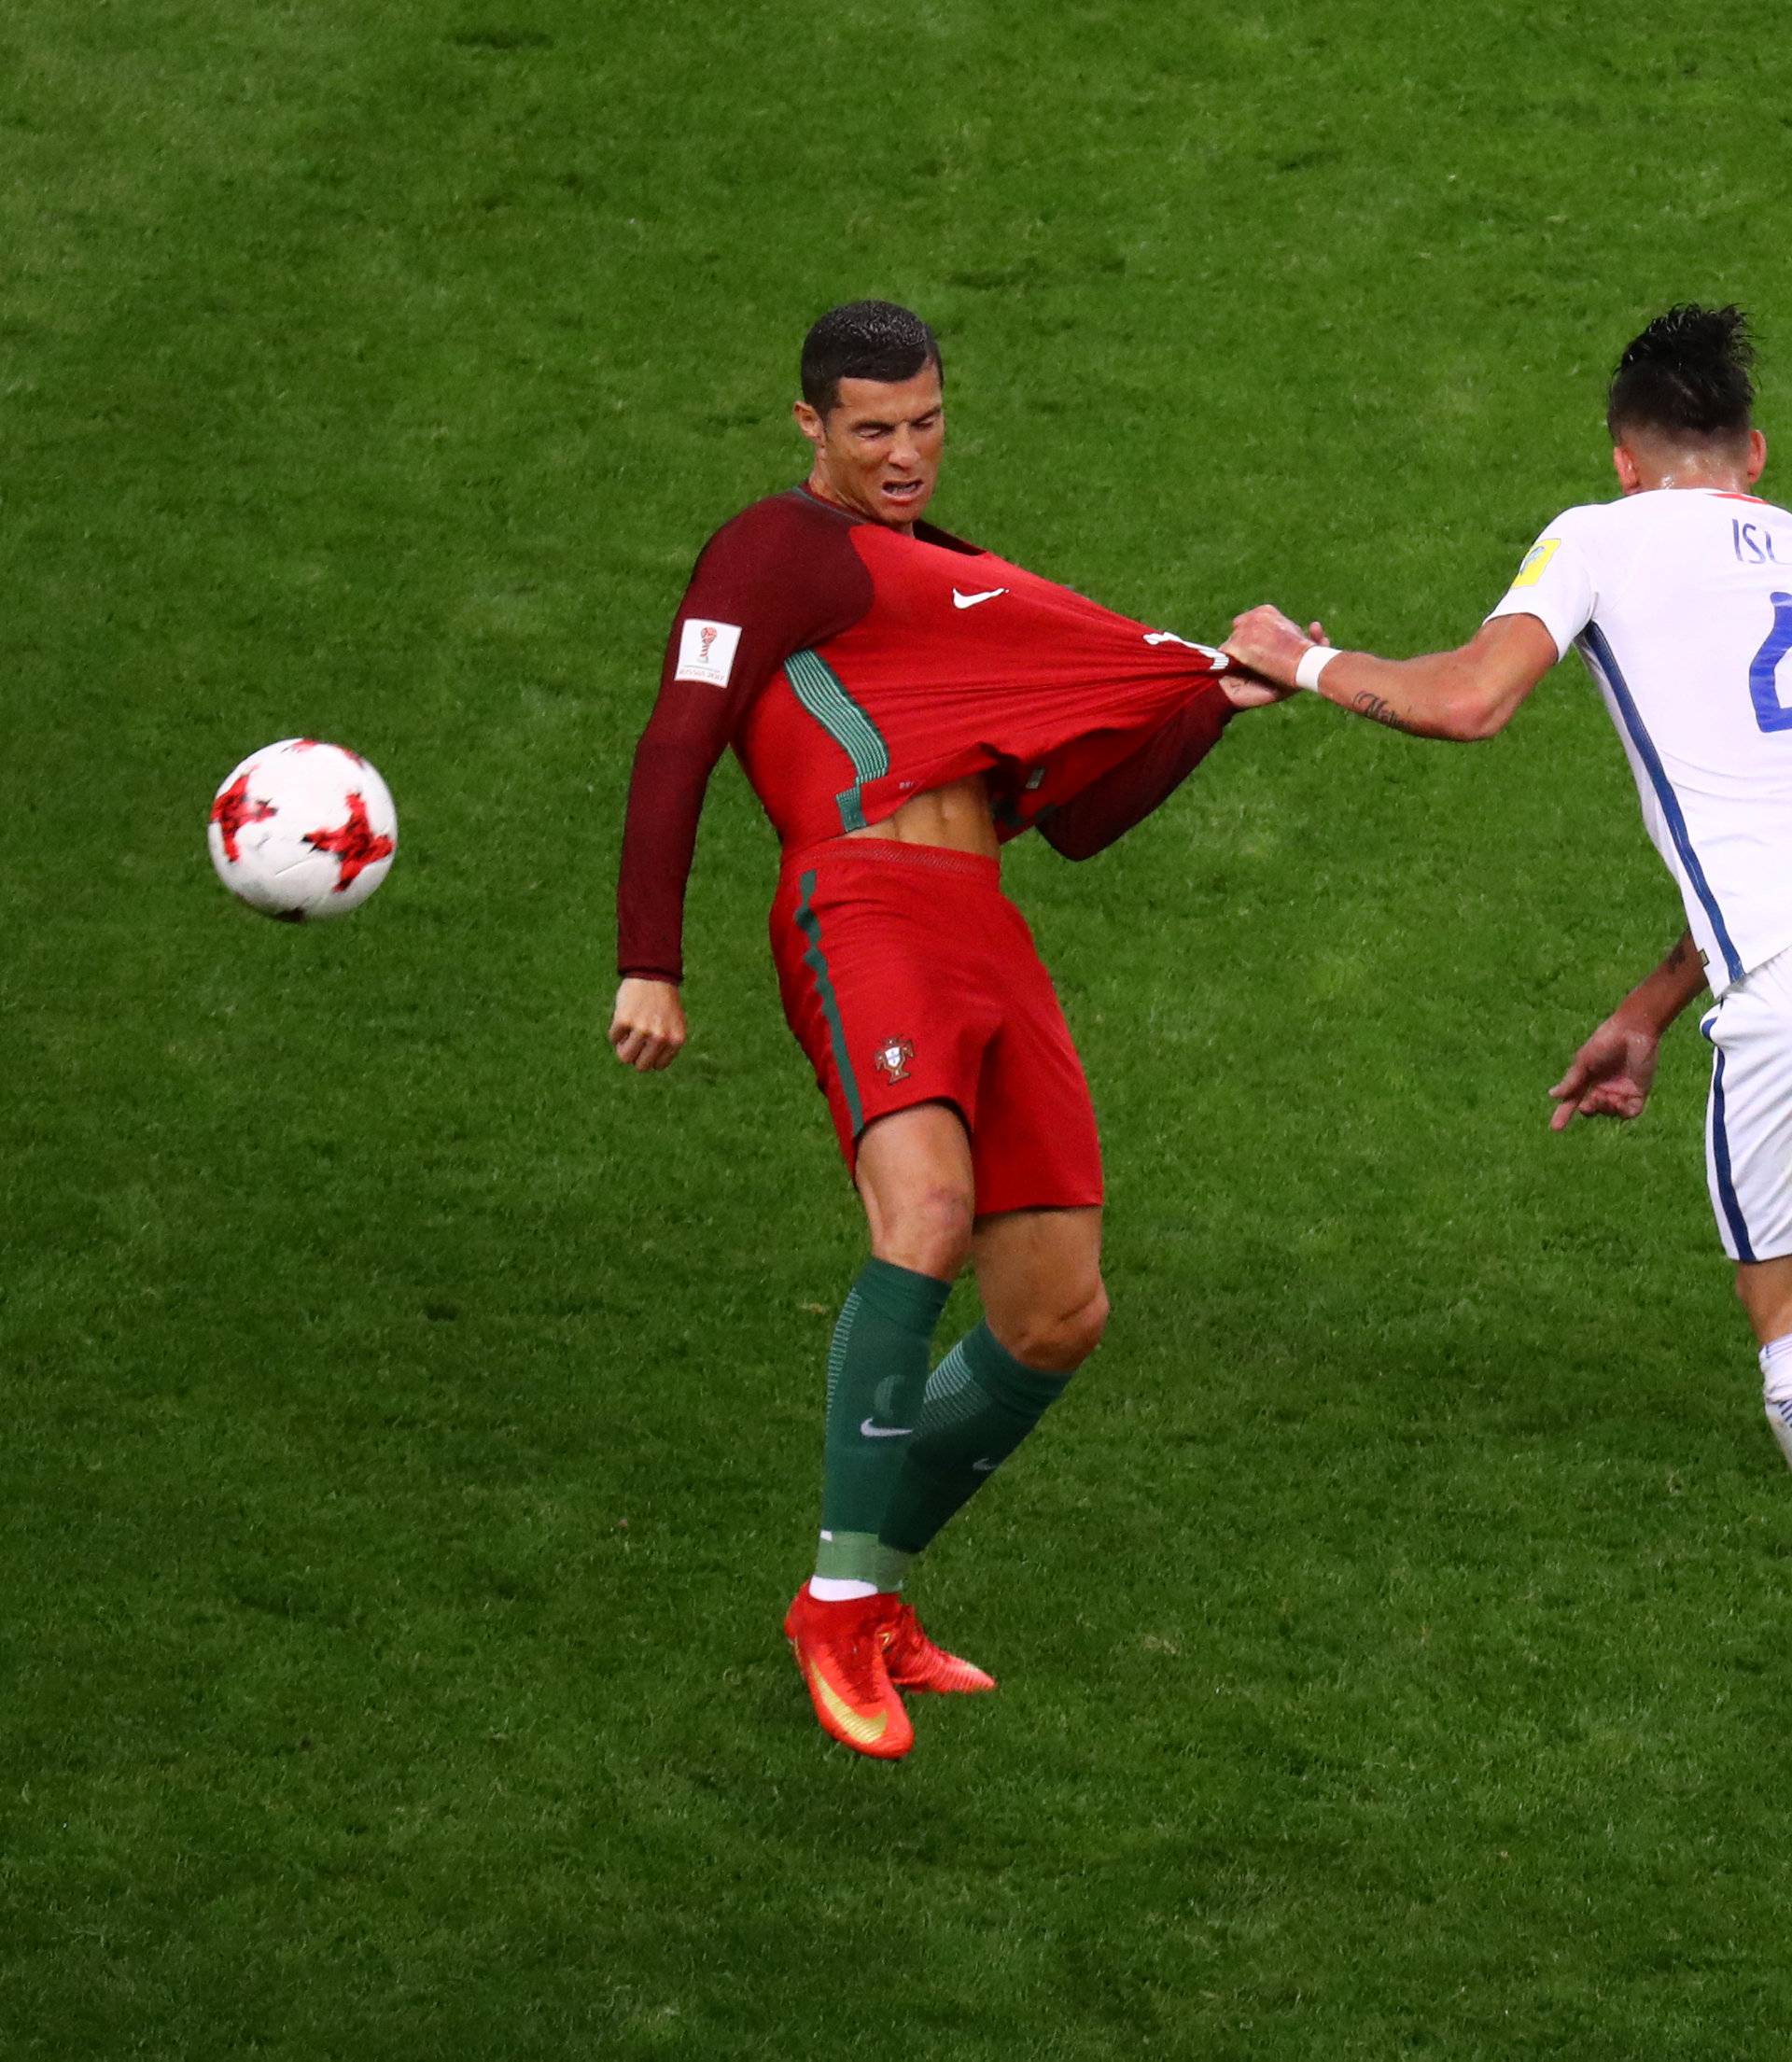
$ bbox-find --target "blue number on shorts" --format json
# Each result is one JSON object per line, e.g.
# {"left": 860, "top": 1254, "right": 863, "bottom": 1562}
{"left": 1749, "top": 592, "right": 1792, "bottom": 732}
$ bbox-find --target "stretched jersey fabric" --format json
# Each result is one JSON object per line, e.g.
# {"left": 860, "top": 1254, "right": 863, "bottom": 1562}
{"left": 617, "top": 487, "right": 1234, "bottom": 980}
{"left": 1486, "top": 488, "right": 1792, "bottom": 996}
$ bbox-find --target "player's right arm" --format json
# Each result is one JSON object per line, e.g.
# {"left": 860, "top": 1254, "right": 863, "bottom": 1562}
{"left": 1548, "top": 929, "right": 1709, "bottom": 1129}
{"left": 609, "top": 975, "right": 690, "bottom": 1073}
{"left": 1223, "top": 608, "right": 1559, "bottom": 739}
{"left": 1225, "top": 516, "right": 1602, "bottom": 740}
{"left": 608, "top": 568, "right": 744, "bottom": 1074}
{"left": 610, "top": 496, "right": 873, "bottom": 1073}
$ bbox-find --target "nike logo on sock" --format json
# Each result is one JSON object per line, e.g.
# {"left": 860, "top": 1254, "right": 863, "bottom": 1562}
{"left": 952, "top": 586, "right": 1008, "bottom": 610}
{"left": 971, "top": 1457, "right": 998, "bottom": 1472}
{"left": 860, "top": 1418, "right": 914, "bottom": 1438}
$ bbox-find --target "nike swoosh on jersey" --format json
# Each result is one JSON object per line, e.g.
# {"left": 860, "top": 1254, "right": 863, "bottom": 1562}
{"left": 807, "top": 1661, "right": 888, "bottom": 1745}
{"left": 1144, "top": 630, "right": 1226, "bottom": 662}
{"left": 860, "top": 1418, "right": 914, "bottom": 1438}
{"left": 952, "top": 586, "right": 1009, "bottom": 610}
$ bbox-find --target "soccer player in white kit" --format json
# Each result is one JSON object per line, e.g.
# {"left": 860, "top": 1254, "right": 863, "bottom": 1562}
{"left": 1225, "top": 305, "right": 1792, "bottom": 1470}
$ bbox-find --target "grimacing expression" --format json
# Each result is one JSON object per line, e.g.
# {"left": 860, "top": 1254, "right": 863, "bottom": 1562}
{"left": 797, "top": 367, "right": 945, "bottom": 527}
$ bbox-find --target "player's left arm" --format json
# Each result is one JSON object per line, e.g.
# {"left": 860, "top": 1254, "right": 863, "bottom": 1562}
{"left": 1038, "top": 645, "right": 1295, "bottom": 862}
{"left": 1039, "top": 680, "right": 1237, "bottom": 860}
{"left": 1548, "top": 929, "right": 1709, "bottom": 1129}
{"left": 1222, "top": 608, "right": 1559, "bottom": 741}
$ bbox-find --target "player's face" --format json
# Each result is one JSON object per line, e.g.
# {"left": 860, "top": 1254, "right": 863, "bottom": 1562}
{"left": 796, "top": 367, "right": 945, "bottom": 527}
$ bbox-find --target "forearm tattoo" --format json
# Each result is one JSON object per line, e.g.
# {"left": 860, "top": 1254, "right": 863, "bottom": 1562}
{"left": 1351, "top": 691, "right": 1422, "bottom": 736}
{"left": 1665, "top": 933, "right": 1697, "bottom": 973}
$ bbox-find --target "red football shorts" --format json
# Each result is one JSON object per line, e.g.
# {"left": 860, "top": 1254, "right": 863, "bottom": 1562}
{"left": 768, "top": 839, "right": 1103, "bottom": 1214}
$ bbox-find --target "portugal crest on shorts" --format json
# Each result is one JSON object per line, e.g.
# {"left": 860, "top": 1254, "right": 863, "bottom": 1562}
{"left": 873, "top": 1036, "right": 915, "bottom": 1085}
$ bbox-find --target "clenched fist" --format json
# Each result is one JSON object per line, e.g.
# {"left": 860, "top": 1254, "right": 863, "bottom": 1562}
{"left": 1224, "top": 606, "right": 1328, "bottom": 689}
{"left": 609, "top": 977, "right": 687, "bottom": 1073}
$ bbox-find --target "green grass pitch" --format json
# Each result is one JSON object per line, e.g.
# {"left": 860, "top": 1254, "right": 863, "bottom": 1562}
{"left": 7, "top": 3, "right": 1792, "bottom": 2055}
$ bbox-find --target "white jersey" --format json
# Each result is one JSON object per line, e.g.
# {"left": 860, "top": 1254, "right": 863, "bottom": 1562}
{"left": 1486, "top": 487, "right": 1792, "bottom": 996}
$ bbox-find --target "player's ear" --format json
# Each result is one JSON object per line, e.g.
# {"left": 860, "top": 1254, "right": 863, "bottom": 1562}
{"left": 793, "top": 400, "right": 826, "bottom": 453}
{"left": 1611, "top": 442, "right": 1643, "bottom": 496}
{"left": 1746, "top": 427, "right": 1768, "bottom": 484}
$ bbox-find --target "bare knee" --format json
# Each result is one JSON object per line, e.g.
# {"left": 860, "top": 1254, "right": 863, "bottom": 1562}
{"left": 872, "top": 1183, "right": 974, "bottom": 1280}
{"left": 998, "top": 1279, "right": 1110, "bottom": 1374}
{"left": 857, "top": 1104, "right": 976, "bottom": 1281}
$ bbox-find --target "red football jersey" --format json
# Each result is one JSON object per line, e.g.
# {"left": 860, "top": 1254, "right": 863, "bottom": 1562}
{"left": 616, "top": 487, "right": 1234, "bottom": 981}
{"left": 735, "top": 517, "right": 1229, "bottom": 848}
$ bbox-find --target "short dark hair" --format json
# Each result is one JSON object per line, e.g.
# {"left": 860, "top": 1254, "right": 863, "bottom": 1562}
{"left": 1606, "top": 303, "right": 1756, "bottom": 442}
{"left": 800, "top": 300, "right": 943, "bottom": 416}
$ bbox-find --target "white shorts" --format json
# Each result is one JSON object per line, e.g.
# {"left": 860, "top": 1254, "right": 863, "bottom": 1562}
{"left": 1701, "top": 946, "right": 1792, "bottom": 1264}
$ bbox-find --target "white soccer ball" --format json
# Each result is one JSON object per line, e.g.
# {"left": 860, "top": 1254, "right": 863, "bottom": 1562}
{"left": 207, "top": 738, "right": 398, "bottom": 921}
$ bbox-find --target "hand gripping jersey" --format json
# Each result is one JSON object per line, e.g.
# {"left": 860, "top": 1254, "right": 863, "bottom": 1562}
{"left": 617, "top": 487, "right": 1235, "bottom": 980}
{"left": 1487, "top": 488, "right": 1792, "bottom": 996}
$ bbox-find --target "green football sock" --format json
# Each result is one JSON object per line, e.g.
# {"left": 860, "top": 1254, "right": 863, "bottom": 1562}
{"left": 875, "top": 1322, "right": 1072, "bottom": 1583}
{"left": 814, "top": 1257, "right": 953, "bottom": 1587}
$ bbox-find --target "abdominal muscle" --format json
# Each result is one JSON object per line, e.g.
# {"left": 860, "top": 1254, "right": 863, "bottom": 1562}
{"left": 841, "top": 774, "right": 999, "bottom": 860}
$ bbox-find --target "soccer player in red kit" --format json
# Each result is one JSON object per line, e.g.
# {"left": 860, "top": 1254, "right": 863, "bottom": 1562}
{"left": 611, "top": 302, "right": 1281, "bottom": 1759}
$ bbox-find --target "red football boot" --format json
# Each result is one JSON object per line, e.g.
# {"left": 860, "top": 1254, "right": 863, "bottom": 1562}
{"left": 783, "top": 1586, "right": 914, "bottom": 1760}
{"left": 879, "top": 1599, "right": 997, "bottom": 1694}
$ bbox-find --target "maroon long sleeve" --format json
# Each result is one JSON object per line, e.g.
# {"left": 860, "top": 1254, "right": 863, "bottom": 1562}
{"left": 1036, "top": 680, "right": 1236, "bottom": 860}
{"left": 615, "top": 492, "right": 874, "bottom": 981}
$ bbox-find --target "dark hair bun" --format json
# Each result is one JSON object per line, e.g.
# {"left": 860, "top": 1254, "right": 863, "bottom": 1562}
{"left": 1607, "top": 303, "right": 1756, "bottom": 440}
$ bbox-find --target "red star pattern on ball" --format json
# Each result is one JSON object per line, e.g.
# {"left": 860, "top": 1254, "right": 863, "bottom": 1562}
{"left": 302, "top": 790, "right": 394, "bottom": 891}
{"left": 210, "top": 774, "right": 276, "bottom": 863}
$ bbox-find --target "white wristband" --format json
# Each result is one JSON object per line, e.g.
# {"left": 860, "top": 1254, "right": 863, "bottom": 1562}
{"left": 1295, "top": 643, "right": 1340, "bottom": 692}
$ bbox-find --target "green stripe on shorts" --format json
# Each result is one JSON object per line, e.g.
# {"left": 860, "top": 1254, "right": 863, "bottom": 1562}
{"left": 794, "top": 868, "right": 863, "bottom": 1137}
